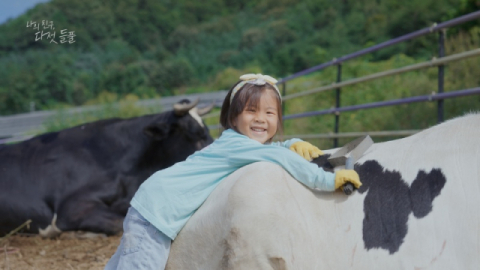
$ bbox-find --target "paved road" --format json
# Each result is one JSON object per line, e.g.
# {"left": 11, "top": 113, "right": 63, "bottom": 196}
{"left": 0, "top": 91, "right": 227, "bottom": 144}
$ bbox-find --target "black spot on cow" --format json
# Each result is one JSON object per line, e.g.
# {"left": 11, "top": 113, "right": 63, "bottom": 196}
{"left": 409, "top": 169, "right": 446, "bottom": 218}
{"left": 312, "top": 156, "right": 446, "bottom": 254}
{"left": 357, "top": 160, "right": 446, "bottom": 254}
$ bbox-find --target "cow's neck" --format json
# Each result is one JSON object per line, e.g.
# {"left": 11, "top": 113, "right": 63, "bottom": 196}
{"left": 104, "top": 114, "right": 163, "bottom": 171}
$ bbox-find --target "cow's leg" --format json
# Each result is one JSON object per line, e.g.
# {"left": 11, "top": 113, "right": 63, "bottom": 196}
{"left": 54, "top": 180, "right": 130, "bottom": 235}
{"left": 56, "top": 198, "right": 125, "bottom": 235}
{"left": 0, "top": 199, "right": 53, "bottom": 236}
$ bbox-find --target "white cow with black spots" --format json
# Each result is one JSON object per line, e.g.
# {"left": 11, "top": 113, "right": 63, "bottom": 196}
{"left": 166, "top": 113, "right": 480, "bottom": 270}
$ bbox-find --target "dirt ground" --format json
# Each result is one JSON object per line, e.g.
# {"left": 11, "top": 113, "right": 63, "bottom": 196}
{"left": 0, "top": 232, "right": 120, "bottom": 270}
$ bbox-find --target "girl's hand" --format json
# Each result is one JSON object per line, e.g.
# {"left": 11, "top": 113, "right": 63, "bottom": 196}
{"left": 289, "top": 141, "right": 324, "bottom": 161}
{"left": 334, "top": 170, "right": 362, "bottom": 190}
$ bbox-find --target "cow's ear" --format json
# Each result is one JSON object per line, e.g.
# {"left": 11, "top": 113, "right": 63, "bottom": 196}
{"left": 144, "top": 123, "right": 170, "bottom": 140}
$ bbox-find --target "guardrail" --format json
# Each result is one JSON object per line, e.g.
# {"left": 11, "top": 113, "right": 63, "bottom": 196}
{"left": 0, "top": 91, "right": 227, "bottom": 144}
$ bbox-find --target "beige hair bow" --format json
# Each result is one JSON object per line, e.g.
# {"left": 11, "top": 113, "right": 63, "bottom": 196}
{"left": 230, "top": 73, "right": 281, "bottom": 104}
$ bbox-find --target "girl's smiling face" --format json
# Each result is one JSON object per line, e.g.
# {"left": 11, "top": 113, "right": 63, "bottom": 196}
{"left": 233, "top": 89, "right": 279, "bottom": 144}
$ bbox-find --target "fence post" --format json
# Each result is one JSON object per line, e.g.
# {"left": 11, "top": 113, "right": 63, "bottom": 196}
{"left": 437, "top": 28, "right": 445, "bottom": 123}
{"left": 281, "top": 82, "right": 286, "bottom": 115}
{"left": 282, "top": 82, "right": 286, "bottom": 130}
{"left": 30, "top": 101, "right": 35, "bottom": 112}
{"left": 334, "top": 64, "right": 342, "bottom": 148}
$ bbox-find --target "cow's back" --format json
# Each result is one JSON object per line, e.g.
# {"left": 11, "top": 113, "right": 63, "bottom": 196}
{"left": 167, "top": 113, "right": 480, "bottom": 269}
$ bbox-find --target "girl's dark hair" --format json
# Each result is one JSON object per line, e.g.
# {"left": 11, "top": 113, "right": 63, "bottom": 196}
{"left": 220, "top": 81, "right": 283, "bottom": 142}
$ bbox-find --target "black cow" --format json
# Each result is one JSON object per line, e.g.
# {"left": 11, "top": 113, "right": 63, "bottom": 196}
{"left": 0, "top": 99, "right": 213, "bottom": 237}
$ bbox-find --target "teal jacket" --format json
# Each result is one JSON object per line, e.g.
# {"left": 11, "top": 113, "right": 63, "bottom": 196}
{"left": 131, "top": 129, "right": 335, "bottom": 240}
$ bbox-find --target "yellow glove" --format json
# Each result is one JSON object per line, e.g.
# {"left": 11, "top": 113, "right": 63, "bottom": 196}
{"left": 289, "top": 141, "right": 324, "bottom": 161}
{"left": 334, "top": 170, "right": 362, "bottom": 190}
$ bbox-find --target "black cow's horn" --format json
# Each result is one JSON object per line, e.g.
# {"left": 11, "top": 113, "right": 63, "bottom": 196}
{"left": 197, "top": 103, "right": 215, "bottom": 116}
{"left": 173, "top": 98, "right": 200, "bottom": 116}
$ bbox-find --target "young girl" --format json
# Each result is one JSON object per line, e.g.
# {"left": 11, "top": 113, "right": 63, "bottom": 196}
{"left": 105, "top": 73, "right": 361, "bottom": 269}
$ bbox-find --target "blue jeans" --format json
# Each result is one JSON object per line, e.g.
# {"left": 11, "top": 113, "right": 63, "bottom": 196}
{"left": 105, "top": 207, "right": 172, "bottom": 270}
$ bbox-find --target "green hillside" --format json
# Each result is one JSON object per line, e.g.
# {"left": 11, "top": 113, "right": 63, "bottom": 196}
{"left": 0, "top": 0, "right": 476, "bottom": 112}
{"left": 0, "top": 0, "right": 479, "bottom": 146}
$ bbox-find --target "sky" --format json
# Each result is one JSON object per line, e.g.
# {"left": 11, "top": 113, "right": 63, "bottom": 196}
{"left": 0, "top": 0, "right": 50, "bottom": 25}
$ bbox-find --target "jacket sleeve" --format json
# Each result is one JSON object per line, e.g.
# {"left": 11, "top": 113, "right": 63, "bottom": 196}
{"left": 269, "top": 138, "right": 302, "bottom": 148}
{"left": 227, "top": 140, "right": 335, "bottom": 191}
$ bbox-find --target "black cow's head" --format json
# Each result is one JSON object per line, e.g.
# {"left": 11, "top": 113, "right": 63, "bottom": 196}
{"left": 142, "top": 98, "right": 214, "bottom": 168}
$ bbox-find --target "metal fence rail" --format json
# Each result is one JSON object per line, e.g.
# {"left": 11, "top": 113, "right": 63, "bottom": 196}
{"left": 283, "top": 48, "right": 480, "bottom": 100}
{"left": 275, "top": 10, "right": 480, "bottom": 146}
{"left": 282, "top": 130, "right": 421, "bottom": 140}
{"left": 284, "top": 87, "right": 480, "bottom": 120}
{"left": 278, "top": 10, "right": 480, "bottom": 84}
